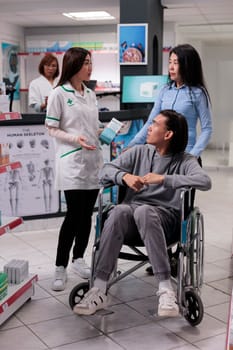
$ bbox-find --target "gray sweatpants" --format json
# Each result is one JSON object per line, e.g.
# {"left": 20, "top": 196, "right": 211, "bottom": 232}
{"left": 95, "top": 203, "right": 179, "bottom": 282}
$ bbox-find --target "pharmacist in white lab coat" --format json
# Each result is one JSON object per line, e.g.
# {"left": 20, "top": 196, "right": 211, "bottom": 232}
{"left": 45, "top": 47, "right": 103, "bottom": 292}
{"left": 28, "top": 53, "right": 59, "bottom": 113}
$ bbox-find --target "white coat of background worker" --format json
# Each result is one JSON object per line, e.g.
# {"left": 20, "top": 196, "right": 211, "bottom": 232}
{"left": 28, "top": 53, "right": 59, "bottom": 113}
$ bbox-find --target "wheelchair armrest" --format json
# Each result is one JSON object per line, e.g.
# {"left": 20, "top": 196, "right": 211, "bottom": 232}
{"left": 98, "top": 184, "right": 126, "bottom": 233}
{"left": 98, "top": 184, "right": 126, "bottom": 210}
{"left": 98, "top": 185, "right": 112, "bottom": 213}
{"left": 180, "top": 187, "right": 193, "bottom": 221}
{"left": 98, "top": 185, "right": 116, "bottom": 233}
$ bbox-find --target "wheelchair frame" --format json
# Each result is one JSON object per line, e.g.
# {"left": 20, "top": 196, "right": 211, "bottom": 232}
{"left": 69, "top": 185, "right": 205, "bottom": 326}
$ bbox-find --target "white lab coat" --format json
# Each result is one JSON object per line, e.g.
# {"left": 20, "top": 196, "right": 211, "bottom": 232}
{"left": 45, "top": 82, "right": 103, "bottom": 191}
{"left": 28, "top": 75, "right": 58, "bottom": 112}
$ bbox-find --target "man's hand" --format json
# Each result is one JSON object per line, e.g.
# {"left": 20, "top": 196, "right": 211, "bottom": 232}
{"left": 143, "top": 172, "right": 164, "bottom": 185}
{"left": 123, "top": 173, "right": 145, "bottom": 192}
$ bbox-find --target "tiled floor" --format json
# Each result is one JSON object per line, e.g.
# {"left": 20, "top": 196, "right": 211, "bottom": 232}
{"left": 0, "top": 164, "right": 233, "bottom": 350}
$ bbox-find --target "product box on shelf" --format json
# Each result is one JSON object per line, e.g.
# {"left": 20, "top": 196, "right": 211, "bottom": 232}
{"left": 4, "top": 260, "right": 29, "bottom": 284}
{"left": 0, "top": 272, "right": 8, "bottom": 300}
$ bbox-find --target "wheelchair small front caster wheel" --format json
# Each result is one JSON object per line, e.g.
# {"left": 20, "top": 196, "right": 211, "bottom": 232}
{"left": 184, "top": 289, "right": 204, "bottom": 326}
{"left": 69, "top": 281, "right": 90, "bottom": 309}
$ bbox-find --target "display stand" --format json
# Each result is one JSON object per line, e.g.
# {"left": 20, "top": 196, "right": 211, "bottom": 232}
{"left": 0, "top": 275, "right": 38, "bottom": 325}
{"left": 0, "top": 112, "right": 38, "bottom": 325}
{"left": 0, "top": 216, "right": 23, "bottom": 237}
{"left": 0, "top": 112, "right": 21, "bottom": 121}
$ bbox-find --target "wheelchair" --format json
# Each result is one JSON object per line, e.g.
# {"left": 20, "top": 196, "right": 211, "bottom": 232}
{"left": 69, "top": 185, "right": 205, "bottom": 326}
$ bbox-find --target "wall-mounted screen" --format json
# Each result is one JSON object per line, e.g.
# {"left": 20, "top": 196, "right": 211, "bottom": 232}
{"left": 122, "top": 75, "right": 168, "bottom": 104}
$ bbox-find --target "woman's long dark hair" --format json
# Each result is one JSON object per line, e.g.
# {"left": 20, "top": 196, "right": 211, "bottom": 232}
{"left": 161, "top": 109, "right": 188, "bottom": 154}
{"left": 57, "top": 47, "right": 91, "bottom": 87}
{"left": 168, "top": 44, "right": 211, "bottom": 104}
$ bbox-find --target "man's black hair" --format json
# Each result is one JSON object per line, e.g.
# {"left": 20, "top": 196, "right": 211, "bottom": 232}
{"left": 160, "top": 109, "right": 188, "bottom": 153}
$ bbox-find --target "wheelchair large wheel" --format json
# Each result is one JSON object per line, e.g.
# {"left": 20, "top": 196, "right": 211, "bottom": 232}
{"left": 184, "top": 289, "right": 204, "bottom": 326}
{"left": 69, "top": 282, "right": 89, "bottom": 309}
{"left": 189, "top": 208, "right": 204, "bottom": 289}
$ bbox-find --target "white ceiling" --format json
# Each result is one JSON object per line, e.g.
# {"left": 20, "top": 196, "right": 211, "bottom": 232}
{"left": 0, "top": 0, "right": 119, "bottom": 27}
{"left": 162, "top": 0, "right": 233, "bottom": 41}
{"left": 0, "top": 0, "right": 233, "bottom": 40}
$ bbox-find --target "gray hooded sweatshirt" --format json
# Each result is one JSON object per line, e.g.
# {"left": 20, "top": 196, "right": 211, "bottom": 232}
{"left": 99, "top": 144, "right": 211, "bottom": 211}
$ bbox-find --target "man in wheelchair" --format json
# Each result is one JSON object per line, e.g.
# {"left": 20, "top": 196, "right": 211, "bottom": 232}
{"left": 74, "top": 109, "right": 211, "bottom": 317}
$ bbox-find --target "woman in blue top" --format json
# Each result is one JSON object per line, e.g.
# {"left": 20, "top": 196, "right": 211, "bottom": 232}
{"left": 128, "top": 44, "right": 213, "bottom": 159}
{"left": 129, "top": 44, "right": 213, "bottom": 276}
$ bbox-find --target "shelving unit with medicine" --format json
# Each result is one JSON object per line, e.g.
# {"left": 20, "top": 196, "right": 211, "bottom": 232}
{"left": 0, "top": 112, "right": 38, "bottom": 326}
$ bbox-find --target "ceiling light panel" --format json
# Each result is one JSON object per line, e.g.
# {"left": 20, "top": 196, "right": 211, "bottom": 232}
{"left": 63, "top": 11, "right": 115, "bottom": 21}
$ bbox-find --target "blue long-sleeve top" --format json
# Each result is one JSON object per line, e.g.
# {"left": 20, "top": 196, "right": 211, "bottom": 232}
{"left": 128, "top": 83, "right": 213, "bottom": 158}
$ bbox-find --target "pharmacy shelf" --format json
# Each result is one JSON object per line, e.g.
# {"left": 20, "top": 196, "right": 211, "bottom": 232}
{"left": 0, "top": 274, "right": 38, "bottom": 325}
{"left": 0, "top": 112, "right": 21, "bottom": 121}
{"left": 0, "top": 156, "right": 37, "bottom": 326}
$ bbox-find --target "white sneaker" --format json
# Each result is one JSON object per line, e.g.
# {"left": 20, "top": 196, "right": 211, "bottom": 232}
{"left": 51, "top": 266, "right": 67, "bottom": 291}
{"left": 157, "top": 288, "right": 179, "bottom": 317}
{"left": 72, "top": 258, "right": 90, "bottom": 279}
{"left": 73, "top": 287, "right": 108, "bottom": 315}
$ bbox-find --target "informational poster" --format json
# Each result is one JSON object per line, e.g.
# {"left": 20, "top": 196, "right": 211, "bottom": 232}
{"left": 0, "top": 124, "right": 59, "bottom": 217}
{"left": 118, "top": 23, "right": 148, "bottom": 65}
{"left": 2, "top": 42, "right": 20, "bottom": 100}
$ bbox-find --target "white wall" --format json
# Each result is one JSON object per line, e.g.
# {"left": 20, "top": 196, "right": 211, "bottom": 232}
{"left": 203, "top": 43, "right": 233, "bottom": 148}
{"left": 0, "top": 22, "right": 24, "bottom": 78}
{"left": 164, "top": 23, "right": 233, "bottom": 151}
{"left": 24, "top": 25, "right": 119, "bottom": 85}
